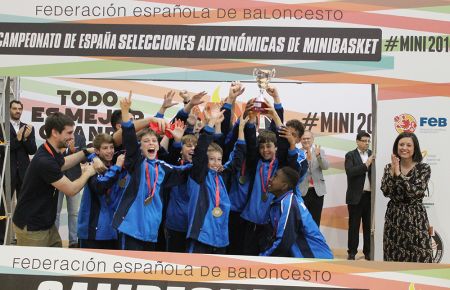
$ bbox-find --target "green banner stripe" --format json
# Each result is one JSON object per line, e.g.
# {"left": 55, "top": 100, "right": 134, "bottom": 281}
{"left": 1, "top": 60, "right": 164, "bottom": 76}
{"left": 414, "top": 5, "right": 450, "bottom": 13}
{"left": 401, "top": 268, "right": 450, "bottom": 280}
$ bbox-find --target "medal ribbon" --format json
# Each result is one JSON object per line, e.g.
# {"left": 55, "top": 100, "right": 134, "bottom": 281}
{"left": 215, "top": 173, "right": 220, "bottom": 208}
{"left": 259, "top": 159, "right": 275, "bottom": 193}
{"left": 240, "top": 159, "right": 246, "bottom": 179}
{"left": 145, "top": 162, "right": 159, "bottom": 200}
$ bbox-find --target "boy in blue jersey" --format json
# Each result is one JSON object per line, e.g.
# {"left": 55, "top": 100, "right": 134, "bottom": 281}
{"left": 164, "top": 132, "right": 197, "bottom": 252}
{"left": 224, "top": 101, "right": 258, "bottom": 255}
{"left": 240, "top": 101, "right": 301, "bottom": 256}
{"left": 260, "top": 167, "right": 333, "bottom": 258}
{"left": 186, "top": 113, "right": 248, "bottom": 254}
{"left": 112, "top": 94, "right": 191, "bottom": 251}
{"left": 285, "top": 119, "right": 308, "bottom": 188}
{"left": 78, "top": 134, "right": 126, "bottom": 249}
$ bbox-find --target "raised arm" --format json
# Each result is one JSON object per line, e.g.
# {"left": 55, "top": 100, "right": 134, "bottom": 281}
{"left": 190, "top": 110, "right": 223, "bottom": 184}
{"left": 156, "top": 90, "right": 178, "bottom": 118}
{"left": 113, "top": 91, "right": 168, "bottom": 146}
{"left": 88, "top": 154, "right": 124, "bottom": 195}
{"left": 262, "top": 98, "right": 283, "bottom": 130}
{"left": 266, "top": 85, "right": 284, "bottom": 130}
{"left": 224, "top": 115, "right": 248, "bottom": 172}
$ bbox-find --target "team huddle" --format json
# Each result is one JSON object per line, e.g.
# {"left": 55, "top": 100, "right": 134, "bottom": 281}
{"left": 11, "top": 82, "right": 333, "bottom": 258}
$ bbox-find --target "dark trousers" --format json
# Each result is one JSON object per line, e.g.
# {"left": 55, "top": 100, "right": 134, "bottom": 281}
{"left": 242, "top": 221, "right": 267, "bottom": 256}
{"left": 347, "top": 191, "right": 371, "bottom": 256}
{"left": 119, "top": 233, "right": 156, "bottom": 251}
{"left": 227, "top": 211, "right": 246, "bottom": 255}
{"left": 187, "top": 239, "right": 226, "bottom": 254}
{"left": 79, "top": 239, "right": 118, "bottom": 250}
{"left": 0, "top": 177, "right": 21, "bottom": 243}
{"left": 303, "top": 187, "right": 324, "bottom": 227}
{"left": 165, "top": 228, "right": 187, "bottom": 253}
{"left": 155, "top": 222, "right": 166, "bottom": 252}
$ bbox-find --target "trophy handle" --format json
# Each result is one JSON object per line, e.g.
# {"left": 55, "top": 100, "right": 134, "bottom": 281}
{"left": 253, "top": 68, "right": 259, "bottom": 77}
{"left": 270, "top": 69, "right": 276, "bottom": 78}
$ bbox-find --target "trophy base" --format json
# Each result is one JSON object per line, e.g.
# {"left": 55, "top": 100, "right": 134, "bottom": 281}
{"left": 252, "top": 100, "right": 267, "bottom": 112}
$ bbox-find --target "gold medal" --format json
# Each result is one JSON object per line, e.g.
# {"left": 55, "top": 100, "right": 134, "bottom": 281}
{"left": 212, "top": 206, "right": 223, "bottom": 218}
{"left": 239, "top": 175, "right": 246, "bottom": 184}
{"left": 144, "top": 195, "right": 153, "bottom": 205}
{"left": 118, "top": 177, "right": 127, "bottom": 188}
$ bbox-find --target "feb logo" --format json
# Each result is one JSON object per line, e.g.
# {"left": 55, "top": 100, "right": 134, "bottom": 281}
{"left": 394, "top": 113, "right": 417, "bottom": 133}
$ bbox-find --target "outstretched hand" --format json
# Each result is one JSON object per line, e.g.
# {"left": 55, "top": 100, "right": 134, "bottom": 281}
{"left": 120, "top": 91, "right": 133, "bottom": 122}
{"left": 228, "top": 81, "right": 245, "bottom": 102}
{"left": 161, "top": 90, "right": 178, "bottom": 109}
{"left": 167, "top": 119, "right": 186, "bottom": 142}
{"left": 279, "top": 126, "right": 296, "bottom": 148}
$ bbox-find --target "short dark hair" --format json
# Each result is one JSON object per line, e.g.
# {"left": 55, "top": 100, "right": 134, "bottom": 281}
{"left": 258, "top": 129, "right": 277, "bottom": 145}
{"left": 393, "top": 132, "right": 423, "bottom": 162}
{"left": 279, "top": 167, "right": 300, "bottom": 191}
{"left": 286, "top": 119, "right": 305, "bottom": 139}
{"left": 44, "top": 112, "right": 75, "bottom": 138}
{"left": 10, "top": 100, "right": 23, "bottom": 109}
{"left": 110, "top": 110, "right": 122, "bottom": 131}
{"left": 356, "top": 131, "right": 370, "bottom": 141}
{"left": 137, "top": 128, "right": 158, "bottom": 141}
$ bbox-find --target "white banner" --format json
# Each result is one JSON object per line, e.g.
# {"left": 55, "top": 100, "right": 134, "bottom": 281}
{"left": 374, "top": 97, "right": 450, "bottom": 263}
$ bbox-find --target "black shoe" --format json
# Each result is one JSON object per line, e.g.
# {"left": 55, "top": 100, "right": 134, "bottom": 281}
{"left": 364, "top": 255, "right": 370, "bottom": 261}
{"left": 347, "top": 254, "right": 356, "bottom": 260}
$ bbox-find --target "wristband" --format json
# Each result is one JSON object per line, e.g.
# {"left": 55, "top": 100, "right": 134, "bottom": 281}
{"left": 82, "top": 149, "right": 90, "bottom": 158}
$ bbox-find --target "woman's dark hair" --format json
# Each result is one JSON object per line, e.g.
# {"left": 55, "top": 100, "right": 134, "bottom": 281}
{"left": 393, "top": 132, "right": 423, "bottom": 162}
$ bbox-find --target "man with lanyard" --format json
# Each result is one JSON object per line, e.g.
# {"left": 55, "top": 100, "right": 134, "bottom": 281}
{"left": 12, "top": 112, "right": 96, "bottom": 247}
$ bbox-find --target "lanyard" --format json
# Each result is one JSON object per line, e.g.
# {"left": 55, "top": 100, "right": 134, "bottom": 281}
{"left": 215, "top": 174, "right": 220, "bottom": 208}
{"left": 44, "top": 141, "right": 58, "bottom": 197}
{"left": 259, "top": 159, "right": 275, "bottom": 193}
{"left": 145, "top": 162, "right": 159, "bottom": 200}
{"left": 44, "top": 142, "right": 55, "bottom": 158}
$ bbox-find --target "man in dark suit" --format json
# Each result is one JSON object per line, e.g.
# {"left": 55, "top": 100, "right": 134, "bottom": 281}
{"left": 345, "top": 131, "right": 374, "bottom": 260}
{"left": 0, "top": 100, "right": 37, "bottom": 244}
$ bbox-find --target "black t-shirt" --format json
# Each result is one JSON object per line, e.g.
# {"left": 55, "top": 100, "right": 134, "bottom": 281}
{"left": 13, "top": 142, "right": 65, "bottom": 231}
